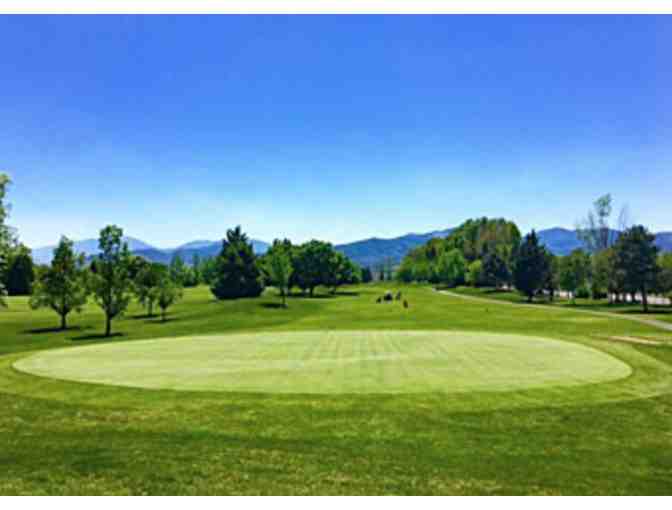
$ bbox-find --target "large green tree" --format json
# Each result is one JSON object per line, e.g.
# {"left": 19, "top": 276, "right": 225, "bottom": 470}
{"left": 89, "top": 225, "right": 133, "bottom": 336}
{"left": 134, "top": 261, "right": 166, "bottom": 317}
{"left": 513, "top": 231, "right": 550, "bottom": 302}
{"left": 5, "top": 244, "right": 34, "bottom": 295}
{"left": 558, "top": 249, "right": 591, "bottom": 304}
{"left": 293, "top": 240, "right": 334, "bottom": 296}
{"left": 482, "top": 251, "right": 509, "bottom": 289}
{"left": 326, "top": 251, "right": 361, "bottom": 294}
{"left": 612, "top": 225, "right": 659, "bottom": 312}
{"left": 156, "top": 275, "right": 183, "bottom": 322}
{"left": 263, "top": 241, "right": 294, "bottom": 307}
{"left": 29, "top": 237, "right": 89, "bottom": 330}
{"left": 436, "top": 248, "right": 467, "bottom": 287}
{"left": 0, "top": 173, "right": 16, "bottom": 306}
{"left": 210, "top": 226, "right": 263, "bottom": 299}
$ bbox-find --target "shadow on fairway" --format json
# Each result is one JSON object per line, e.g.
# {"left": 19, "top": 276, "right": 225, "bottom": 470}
{"left": 70, "top": 332, "right": 125, "bottom": 341}
{"left": 259, "top": 303, "right": 287, "bottom": 309}
{"left": 24, "top": 325, "right": 86, "bottom": 335}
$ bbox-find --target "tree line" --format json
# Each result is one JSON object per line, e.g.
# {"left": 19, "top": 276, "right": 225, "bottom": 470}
{"left": 396, "top": 197, "right": 672, "bottom": 312}
{"left": 1, "top": 174, "right": 364, "bottom": 334}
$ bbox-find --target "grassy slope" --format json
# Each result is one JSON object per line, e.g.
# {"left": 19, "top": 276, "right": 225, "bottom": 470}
{"left": 1, "top": 284, "right": 672, "bottom": 494}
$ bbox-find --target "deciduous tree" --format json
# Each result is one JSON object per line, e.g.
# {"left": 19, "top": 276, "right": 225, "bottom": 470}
{"left": 89, "top": 225, "right": 133, "bottom": 336}
{"left": 29, "top": 237, "right": 89, "bottom": 330}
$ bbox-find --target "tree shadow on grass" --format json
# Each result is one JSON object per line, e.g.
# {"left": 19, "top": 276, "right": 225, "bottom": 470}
{"left": 259, "top": 303, "right": 288, "bottom": 309}
{"left": 70, "top": 332, "right": 125, "bottom": 342}
{"left": 24, "top": 325, "right": 86, "bottom": 335}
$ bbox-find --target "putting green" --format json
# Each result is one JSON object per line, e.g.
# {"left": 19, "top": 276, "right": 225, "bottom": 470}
{"left": 14, "top": 331, "right": 631, "bottom": 394}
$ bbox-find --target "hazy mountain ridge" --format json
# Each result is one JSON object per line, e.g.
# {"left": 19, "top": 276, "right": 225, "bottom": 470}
{"left": 30, "top": 228, "right": 670, "bottom": 267}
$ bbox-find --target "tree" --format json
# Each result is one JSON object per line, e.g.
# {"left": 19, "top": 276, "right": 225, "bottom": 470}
{"left": 169, "top": 253, "right": 188, "bottom": 285}
{"left": 544, "top": 252, "right": 560, "bottom": 302}
{"left": 513, "top": 231, "right": 550, "bottom": 302}
{"left": 591, "top": 249, "right": 612, "bottom": 300}
{"left": 657, "top": 253, "right": 672, "bottom": 305}
{"left": 29, "top": 237, "right": 89, "bottom": 330}
{"left": 89, "top": 225, "right": 133, "bottom": 336}
{"left": 263, "top": 243, "right": 294, "bottom": 307}
{"left": 0, "top": 173, "right": 17, "bottom": 307}
{"left": 576, "top": 194, "right": 631, "bottom": 253}
{"left": 482, "top": 252, "right": 509, "bottom": 289}
{"left": 5, "top": 244, "right": 34, "bottom": 295}
{"left": 436, "top": 249, "right": 467, "bottom": 287}
{"left": 156, "top": 275, "right": 183, "bottom": 322}
{"left": 465, "top": 260, "right": 484, "bottom": 287}
{"left": 134, "top": 262, "right": 166, "bottom": 317}
{"left": 210, "top": 226, "right": 263, "bottom": 299}
{"left": 293, "top": 240, "right": 333, "bottom": 296}
{"left": 326, "top": 251, "right": 361, "bottom": 293}
{"left": 361, "top": 266, "right": 373, "bottom": 283}
{"left": 612, "top": 225, "right": 659, "bottom": 312}
{"left": 558, "top": 249, "right": 591, "bottom": 304}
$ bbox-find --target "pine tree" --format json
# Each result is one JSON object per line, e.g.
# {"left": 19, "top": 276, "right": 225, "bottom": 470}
{"left": 513, "top": 231, "right": 550, "bottom": 302}
{"left": 210, "top": 226, "right": 263, "bottom": 299}
{"left": 613, "top": 225, "right": 659, "bottom": 312}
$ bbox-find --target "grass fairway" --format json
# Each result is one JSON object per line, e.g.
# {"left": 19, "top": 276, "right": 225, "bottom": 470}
{"left": 14, "top": 331, "right": 631, "bottom": 394}
{"left": 2, "top": 284, "right": 672, "bottom": 494}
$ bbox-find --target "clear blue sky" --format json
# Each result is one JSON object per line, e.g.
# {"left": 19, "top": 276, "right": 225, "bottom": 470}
{"left": 2, "top": 15, "right": 670, "bottom": 248}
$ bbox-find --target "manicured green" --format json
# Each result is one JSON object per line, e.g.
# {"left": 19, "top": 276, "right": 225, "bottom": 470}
{"left": 14, "top": 330, "right": 631, "bottom": 394}
{"left": 1, "top": 284, "right": 672, "bottom": 495}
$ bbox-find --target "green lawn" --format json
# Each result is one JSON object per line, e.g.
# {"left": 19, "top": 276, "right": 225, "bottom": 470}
{"left": 2, "top": 284, "right": 672, "bottom": 494}
{"left": 450, "top": 285, "right": 672, "bottom": 324}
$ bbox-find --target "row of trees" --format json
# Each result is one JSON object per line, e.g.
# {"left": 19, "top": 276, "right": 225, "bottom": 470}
{"left": 30, "top": 226, "right": 183, "bottom": 335}
{"left": 208, "top": 228, "right": 362, "bottom": 306}
{"left": 512, "top": 226, "right": 666, "bottom": 311}
{"left": 396, "top": 201, "right": 669, "bottom": 312}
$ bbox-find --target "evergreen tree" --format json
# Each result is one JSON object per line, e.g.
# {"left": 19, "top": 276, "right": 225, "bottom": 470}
{"left": 89, "top": 225, "right": 133, "bottom": 336}
{"left": 482, "top": 252, "right": 509, "bottom": 288}
{"left": 29, "top": 237, "right": 89, "bottom": 329}
{"left": 210, "top": 226, "right": 263, "bottom": 299}
{"left": 612, "top": 225, "right": 659, "bottom": 312}
{"left": 5, "top": 244, "right": 34, "bottom": 295}
{"left": 513, "top": 231, "right": 550, "bottom": 302}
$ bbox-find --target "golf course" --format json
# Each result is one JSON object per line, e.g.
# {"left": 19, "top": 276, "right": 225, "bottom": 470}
{"left": 2, "top": 284, "right": 672, "bottom": 495}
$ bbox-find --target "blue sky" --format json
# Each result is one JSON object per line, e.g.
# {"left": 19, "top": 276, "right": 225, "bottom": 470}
{"left": 1, "top": 15, "right": 670, "bottom": 248}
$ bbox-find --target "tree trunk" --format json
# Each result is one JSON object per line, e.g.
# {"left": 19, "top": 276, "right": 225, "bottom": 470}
{"left": 105, "top": 315, "right": 111, "bottom": 337}
{"left": 162, "top": 308, "right": 166, "bottom": 322}
{"left": 148, "top": 302, "right": 153, "bottom": 317}
{"left": 60, "top": 313, "right": 67, "bottom": 330}
{"left": 527, "top": 293, "right": 533, "bottom": 303}
{"left": 642, "top": 288, "right": 648, "bottom": 313}
{"left": 281, "top": 291, "right": 286, "bottom": 307}
{"left": 309, "top": 287, "right": 314, "bottom": 297}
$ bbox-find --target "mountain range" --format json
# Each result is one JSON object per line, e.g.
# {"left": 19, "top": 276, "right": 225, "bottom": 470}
{"left": 30, "top": 228, "right": 672, "bottom": 268}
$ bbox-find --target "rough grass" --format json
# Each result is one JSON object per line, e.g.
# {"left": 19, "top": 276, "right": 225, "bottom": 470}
{"left": 1, "top": 284, "right": 672, "bottom": 495}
